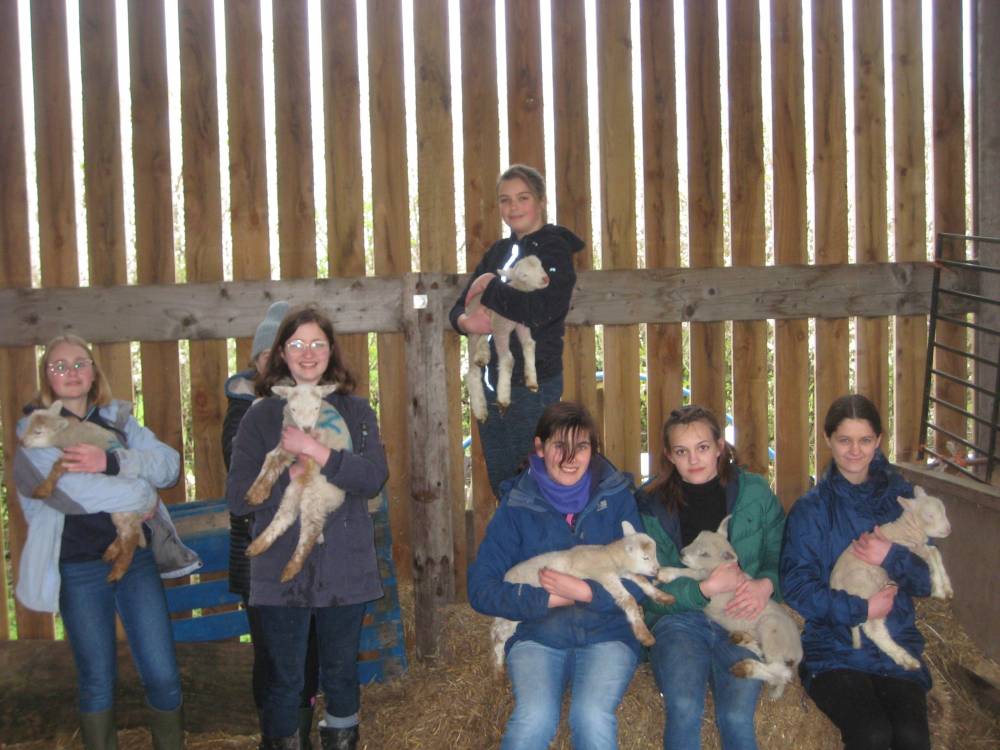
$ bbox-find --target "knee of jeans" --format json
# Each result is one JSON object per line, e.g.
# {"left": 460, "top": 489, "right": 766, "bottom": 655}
{"left": 663, "top": 690, "right": 704, "bottom": 724}
{"left": 145, "top": 677, "right": 183, "bottom": 713}
{"left": 568, "top": 701, "right": 616, "bottom": 737}
{"left": 506, "top": 702, "right": 560, "bottom": 746}
{"left": 78, "top": 678, "right": 116, "bottom": 714}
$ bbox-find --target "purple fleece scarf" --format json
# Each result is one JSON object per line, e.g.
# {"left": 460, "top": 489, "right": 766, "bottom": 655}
{"left": 529, "top": 454, "right": 592, "bottom": 514}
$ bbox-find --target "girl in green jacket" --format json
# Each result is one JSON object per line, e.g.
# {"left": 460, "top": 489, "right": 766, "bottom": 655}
{"left": 636, "top": 405, "right": 785, "bottom": 750}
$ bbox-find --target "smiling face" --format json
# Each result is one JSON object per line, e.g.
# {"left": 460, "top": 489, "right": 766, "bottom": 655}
{"left": 535, "top": 427, "right": 593, "bottom": 487}
{"left": 282, "top": 322, "right": 332, "bottom": 386}
{"left": 45, "top": 341, "right": 96, "bottom": 407}
{"left": 826, "top": 417, "right": 882, "bottom": 484}
{"left": 497, "top": 177, "right": 545, "bottom": 238}
{"left": 665, "top": 420, "right": 725, "bottom": 485}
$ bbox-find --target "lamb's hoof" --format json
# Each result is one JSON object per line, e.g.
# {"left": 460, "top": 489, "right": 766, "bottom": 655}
{"left": 32, "top": 483, "right": 55, "bottom": 500}
{"left": 729, "top": 631, "right": 755, "bottom": 646}
{"left": 899, "top": 655, "right": 922, "bottom": 671}
{"left": 245, "top": 482, "right": 269, "bottom": 505}
{"left": 245, "top": 539, "right": 265, "bottom": 558}
{"left": 651, "top": 589, "right": 676, "bottom": 605}
{"left": 472, "top": 408, "right": 488, "bottom": 423}
{"left": 730, "top": 660, "right": 754, "bottom": 678}
{"left": 496, "top": 402, "right": 510, "bottom": 417}
{"left": 526, "top": 383, "right": 538, "bottom": 393}
{"left": 102, "top": 540, "right": 123, "bottom": 564}
{"left": 280, "top": 564, "right": 302, "bottom": 583}
{"left": 656, "top": 568, "right": 681, "bottom": 584}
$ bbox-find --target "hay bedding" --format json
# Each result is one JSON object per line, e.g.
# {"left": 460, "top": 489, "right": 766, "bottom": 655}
{"left": 7, "top": 592, "right": 997, "bottom": 749}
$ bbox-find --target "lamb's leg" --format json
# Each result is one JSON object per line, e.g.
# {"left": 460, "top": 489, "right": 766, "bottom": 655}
{"left": 494, "top": 333, "right": 514, "bottom": 413}
{"left": 729, "top": 631, "right": 764, "bottom": 658}
{"left": 105, "top": 512, "right": 144, "bottom": 582}
{"left": 596, "top": 574, "right": 656, "bottom": 646}
{"left": 619, "top": 572, "right": 676, "bottom": 606}
{"left": 514, "top": 324, "right": 538, "bottom": 392}
{"left": 860, "top": 618, "right": 921, "bottom": 670}
{"left": 730, "top": 660, "right": 793, "bottom": 698}
{"left": 246, "top": 448, "right": 295, "bottom": 505}
{"left": 246, "top": 479, "right": 305, "bottom": 558}
{"left": 491, "top": 618, "right": 519, "bottom": 673}
{"left": 280, "top": 481, "right": 346, "bottom": 582}
{"left": 926, "top": 546, "right": 954, "bottom": 600}
{"left": 467, "top": 363, "right": 488, "bottom": 422}
{"left": 32, "top": 459, "right": 70, "bottom": 499}
{"left": 471, "top": 332, "right": 491, "bottom": 369}
{"left": 657, "top": 566, "right": 709, "bottom": 584}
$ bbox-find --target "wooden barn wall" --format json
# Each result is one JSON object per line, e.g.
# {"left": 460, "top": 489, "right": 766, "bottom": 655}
{"left": 0, "top": 1, "right": 975, "bottom": 641}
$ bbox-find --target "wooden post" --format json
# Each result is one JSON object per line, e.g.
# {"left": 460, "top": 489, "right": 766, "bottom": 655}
{"left": 404, "top": 275, "right": 455, "bottom": 659}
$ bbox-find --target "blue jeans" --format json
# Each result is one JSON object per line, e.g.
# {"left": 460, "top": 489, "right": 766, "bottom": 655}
{"left": 244, "top": 596, "right": 319, "bottom": 711}
{"left": 503, "top": 638, "right": 638, "bottom": 750}
{"left": 255, "top": 602, "right": 367, "bottom": 738}
{"left": 478, "top": 373, "right": 563, "bottom": 497}
{"left": 59, "top": 547, "right": 182, "bottom": 714}
{"left": 650, "top": 612, "right": 762, "bottom": 750}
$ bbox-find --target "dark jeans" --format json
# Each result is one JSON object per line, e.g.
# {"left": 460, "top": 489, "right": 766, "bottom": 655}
{"left": 807, "top": 669, "right": 930, "bottom": 750}
{"left": 244, "top": 595, "right": 319, "bottom": 711}
{"left": 255, "top": 602, "right": 367, "bottom": 738}
{"left": 59, "top": 547, "right": 182, "bottom": 713}
{"left": 478, "top": 373, "right": 563, "bottom": 497}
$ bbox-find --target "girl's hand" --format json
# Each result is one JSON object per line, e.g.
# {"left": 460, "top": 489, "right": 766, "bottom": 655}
{"left": 458, "top": 308, "right": 493, "bottom": 335}
{"left": 281, "top": 427, "right": 331, "bottom": 467}
{"left": 851, "top": 527, "right": 892, "bottom": 566}
{"left": 724, "top": 576, "right": 773, "bottom": 620}
{"left": 61, "top": 443, "right": 108, "bottom": 473}
{"left": 465, "top": 272, "right": 497, "bottom": 303}
{"left": 867, "top": 584, "right": 898, "bottom": 619}
{"left": 699, "top": 561, "right": 747, "bottom": 598}
{"left": 538, "top": 567, "right": 593, "bottom": 606}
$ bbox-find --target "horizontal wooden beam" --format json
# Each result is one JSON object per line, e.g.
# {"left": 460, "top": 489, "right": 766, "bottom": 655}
{"left": 0, "top": 262, "right": 974, "bottom": 346}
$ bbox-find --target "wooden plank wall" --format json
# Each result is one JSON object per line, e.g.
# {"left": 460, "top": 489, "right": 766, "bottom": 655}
{"left": 0, "top": 1, "right": 975, "bottom": 640}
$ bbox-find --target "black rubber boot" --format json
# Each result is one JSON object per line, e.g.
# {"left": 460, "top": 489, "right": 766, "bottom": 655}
{"left": 148, "top": 704, "right": 185, "bottom": 750}
{"left": 319, "top": 725, "right": 359, "bottom": 750}
{"left": 80, "top": 709, "right": 118, "bottom": 750}
{"left": 258, "top": 736, "right": 300, "bottom": 750}
{"left": 298, "top": 706, "right": 315, "bottom": 750}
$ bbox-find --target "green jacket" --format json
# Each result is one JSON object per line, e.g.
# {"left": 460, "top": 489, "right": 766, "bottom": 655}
{"left": 636, "top": 469, "right": 786, "bottom": 626}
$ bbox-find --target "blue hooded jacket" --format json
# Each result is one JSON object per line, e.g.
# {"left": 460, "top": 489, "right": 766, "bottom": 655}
{"left": 467, "top": 454, "right": 645, "bottom": 660}
{"left": 780, "top": 452, "right": 931, "bottom": 689}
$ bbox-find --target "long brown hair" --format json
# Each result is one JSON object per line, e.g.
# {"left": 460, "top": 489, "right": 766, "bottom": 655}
{"left": 255, "top": 305, "right": 356, "bottom": 396}
{"left": 34, "top": 334, "right": 113, "bottom": 408}
{"left": 534, "top": 401, "right": 602, "bottom": 470}
{"left": 645, "top": 404, "right": 739, "bottom": 514}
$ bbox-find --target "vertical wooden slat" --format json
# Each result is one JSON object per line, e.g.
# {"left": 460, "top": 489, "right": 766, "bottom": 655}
{"left": 460, "top": 0, "right": 501, "bottom": 548}
{"left": 932, "top": 0, "right": 968, "bottom": 448}
{"left": 685, "top": 0, "right": 726, "bottom": 422}
{"left": 553, "top": 0, "right": 597, "bottom": 422}
{"left": 505, "top": 0, "right": 545, "bottom": 170}
{"left": 180, "top": 0, "right": 226, "bottom": 501}
{"left": 368, "top": 0, "right": 412, "bottom": 581}
{"left": 771, "top": 0, "right": 810, "bottom": 508}
{"left": 80, "top": 0, "right": 132, "bottom": 398}
{"left": 322, "top": 0, "right": 369, "bottom": 395}
{"left": 129, "top": 0, "right": 184, "bottom": 505}
{"left": 892, "top": 0, "right": 927, "bottom": 462}
{"left": 0, "top": 0, "right": 47, "bottom": 640}
{"left": 597, "top": 0, "right": 640, "bottom": 478}
{"left": 273, "top": 0, "right": 317, "bottom": 279}
{"left": 812, "top": 0, "right": 851, "bottom": 472}
{"left": 414, "top": 0, "right": 463, "bottom": 601}
{"left": 642, "top": 0, "right": 683, "bottom": 471}
{"left": 854, "top": 0, "right": 890, "bottom": 428}
{"left": 727, "top": 0, "right": 769, "bottom": 476}
{"left": 225, "top": 0, "right": 271, "bottom": 369}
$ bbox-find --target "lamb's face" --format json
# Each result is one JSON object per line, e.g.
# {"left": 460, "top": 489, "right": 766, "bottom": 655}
{"left": 902, "top": 494, "right": 952, "bottom": 539}
{"left": 507, "top": 255, "right": 550, "bottom": 290}
{"left": 622, "top": 534, "right": 661, "bottom": 577}
{"left": 20, "top": 414, "right": 69, "bottom": 448}
{"left": 679, "top": 530, "right": 738, "bottom": 571}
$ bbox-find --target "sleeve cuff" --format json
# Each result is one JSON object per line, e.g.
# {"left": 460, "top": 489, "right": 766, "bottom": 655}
{"left": 104, "top": 451, "right": 120, "bottom": 476}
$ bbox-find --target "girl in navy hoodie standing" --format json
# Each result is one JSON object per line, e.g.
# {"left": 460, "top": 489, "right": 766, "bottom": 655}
{"left": 781, "top": 394, "right": 931, "bottom": 750}
{"left": 468, "top": 401, "right": 643, "bottom": 750}
{"left": 450, "top": 165, "right": 584, "bottom": 496}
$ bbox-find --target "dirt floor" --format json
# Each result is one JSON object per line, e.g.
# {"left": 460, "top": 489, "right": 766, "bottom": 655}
{"left": 3, "top": 590, "right": 998, "bottom": 749}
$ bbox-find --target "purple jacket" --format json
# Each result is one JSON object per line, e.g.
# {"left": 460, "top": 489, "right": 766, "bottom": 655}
{"left": 226, "top": 391, "right": 388, "bottom": 608}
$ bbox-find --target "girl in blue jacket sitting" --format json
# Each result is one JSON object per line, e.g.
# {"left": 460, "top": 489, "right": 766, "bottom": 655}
{"left": 637, "top": 405, "right": 785, "bottom": 750}
{"left": 14, "top": 335, "right": 188, "bottom": 749}
{"left": 468, "top": 401, "right": 643, "bottom": 750}
{"left": 781, "top": 394, "right": 931, "bottom": 750}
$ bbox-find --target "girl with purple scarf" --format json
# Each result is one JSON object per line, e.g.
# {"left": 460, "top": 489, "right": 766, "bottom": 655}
{"left": 468, "top": 402, "right": 645, "bottom": 750}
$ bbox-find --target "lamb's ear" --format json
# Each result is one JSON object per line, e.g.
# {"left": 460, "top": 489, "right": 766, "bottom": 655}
{"left": 318, "top": 384, "right": 339, "bottom": 397}
{"left": 913, "top": 485, "right": 926, "bottom": 498}
{"left": 48, "top": 400, "right": 63, "bottom": 415}
{"left": 621, "top": 520, "right": 637, "bottom": 537}
{"left": 717, "top": 514, "right": 732, "bottom": 538}
{"left": 272, "top": 385, "right": 292, "bottom": 399}
{"left": 898, "top": 496, "right": 916, "bottom": 512}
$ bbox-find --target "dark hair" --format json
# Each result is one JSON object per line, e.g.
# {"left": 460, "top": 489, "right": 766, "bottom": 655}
{"left": 823, "top": 394, "right": 882, "bottom": 438}
{"left": 534, "top": 401, "right": 601, "bottom": 470}
{"left": 646, "top": 404, "right": 739, "bottom": 514}
{"left": 255, "top": 305, "right": 356, "bottom": 396}
{"left": 497, "top": 164, "right": 547, "bottom": 203}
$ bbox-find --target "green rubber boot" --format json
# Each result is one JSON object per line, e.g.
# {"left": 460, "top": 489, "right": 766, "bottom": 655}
{"left": 148, "top": 703, "right": 185, "bottom": 750}
{"left": 79, "top": 709, "right": 118, "bottom": 750}
{"left": 298, "top": 706, "right": 316, "bottom": 750}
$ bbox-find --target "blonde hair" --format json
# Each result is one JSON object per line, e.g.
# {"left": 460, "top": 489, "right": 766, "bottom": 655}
{"left": 34, "top": 334, "right": 113, "bottom": 408}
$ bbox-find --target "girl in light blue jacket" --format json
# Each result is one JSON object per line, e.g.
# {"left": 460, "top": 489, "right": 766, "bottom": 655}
{"left": 14, "top": 335, "right": 191, "bottom": 749}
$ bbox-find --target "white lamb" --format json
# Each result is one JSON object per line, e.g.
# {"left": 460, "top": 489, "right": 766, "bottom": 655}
{"left": 20, "top": 400, "right": 151, "bottom": 582}
{"left": 829, "top": 485, "right": 953, "bottom": 670}
{"left": 491, "top": 521, "right": 675, "bottom": 671}
{"left": 657, "top": 517, "right": 803, "bottom": 698}
{"left": 466, "top": 254, "right": 550, "bottom": 422}
{"left": 244, "top": 383, "right": 351, "bottom": 582}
